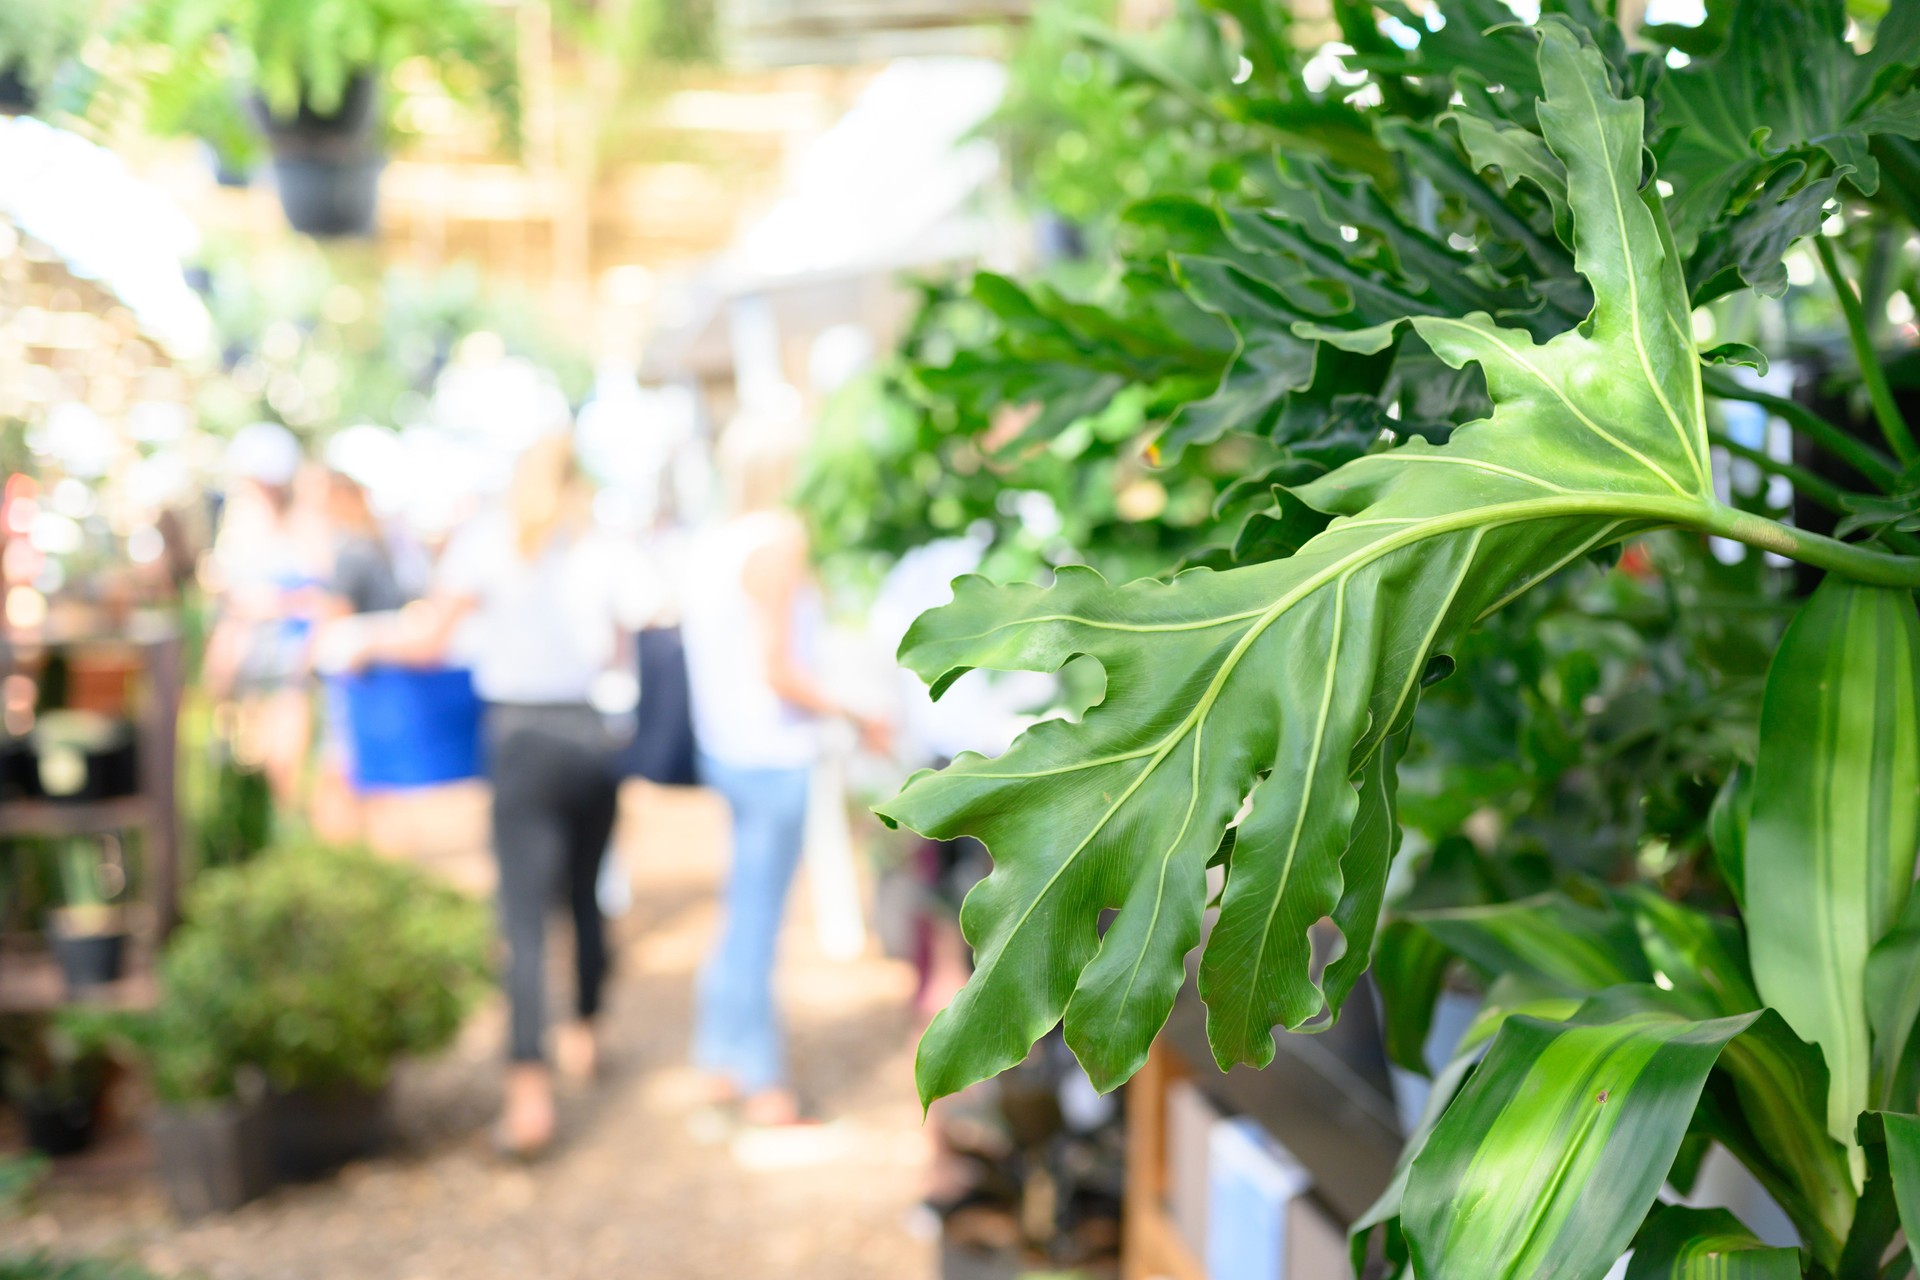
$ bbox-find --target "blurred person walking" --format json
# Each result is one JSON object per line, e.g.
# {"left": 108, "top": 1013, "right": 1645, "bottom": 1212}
{"left": 681, "top": 409, "right": 887, "bottom": 1128}
{"left": 201, "top": 422, "right": 317, "bottom": 811}
{"left": 309, "top": 467, "right": 410, "bottom": 842}
{"left": 359, "top": 435, "right": 624, "bottom": 1157}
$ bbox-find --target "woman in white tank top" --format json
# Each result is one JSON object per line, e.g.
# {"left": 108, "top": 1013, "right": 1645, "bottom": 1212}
{"left": 681, "top": 411, "right": 887, "bottom": 1126}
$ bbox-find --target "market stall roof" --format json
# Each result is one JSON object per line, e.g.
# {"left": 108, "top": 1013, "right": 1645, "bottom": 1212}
{"left": 643, "top": 57, "right": 1006, "bottom": 379}
{"left": 0, "top": 115, "right": 212, "bottom": 362}
{"left": 723, "top": 0, "right": 1029, "bottom": 66}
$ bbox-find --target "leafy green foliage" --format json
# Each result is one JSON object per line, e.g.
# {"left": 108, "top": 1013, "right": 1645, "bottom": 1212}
{"left": 0, "top": 1257, "right": 161, "bottom": 1280}
{"left": 0, "top": 0, "right": 91, "bottom": 102}
{"left": 1883, "top": 1112, "right": 1920, "bottom": 1273}
{"left": 1626, "top": 1206, "right": 1801, "bottom": 1279}
{"left": 109, "top": 841, "right": 490, "bottom": 1102}
{"left": 1747, "top": 577, "right": 1920, "bottom": 1177}
{"left": 1658, "top": 0, "right": 1920, "bottom": 245}
{"left": 109, "top": 0, "right": 515, "bottom": 141}
{"left": 0, "top": 1153, "right": 47, "bottom": 1217}
{"left": 871, "top": 0, "right": 1920, "bottom": 1273}
{"left": 883, "top": 21, "right": 1920, "bottom": 1106}
{"left": 1402, "top": 991, "right": 1763, "bottom": 1279}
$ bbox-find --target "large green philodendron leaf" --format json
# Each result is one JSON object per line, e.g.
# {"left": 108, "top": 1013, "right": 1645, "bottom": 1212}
{"left": 1401, "top": 989, "right": 1761, "bottom": 1280}
{"left": 1655, "top": 0, "right": 1920, "bottom": 248}
{"left": 879, "top": 22, "right": 1754, "bottom": 1103}
{"left": 1623, "top": 1206, "right": 1800, "bottom": 1280}
{"left": 1746, "top": 575, "right": 1920, "bottom": 1181}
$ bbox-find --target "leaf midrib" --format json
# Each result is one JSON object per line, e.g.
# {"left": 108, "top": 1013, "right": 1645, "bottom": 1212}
{"left": 1565, "top": 67, "right": 1712, "bottom": 492}
{"left": 946, "top": 490, "right": 1713, "bottom": 1032}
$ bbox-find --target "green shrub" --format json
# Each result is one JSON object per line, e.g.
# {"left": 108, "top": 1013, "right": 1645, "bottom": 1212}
{"left": 0, "top": 1257, "right": 160, "bottom": 1280}
{"left": 130, "top": 841, "right": 490, "bottom": 1101}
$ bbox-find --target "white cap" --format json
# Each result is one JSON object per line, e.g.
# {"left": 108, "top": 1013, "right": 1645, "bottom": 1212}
{"left": 225, "top": 421, "right": 301, "bottom": 487}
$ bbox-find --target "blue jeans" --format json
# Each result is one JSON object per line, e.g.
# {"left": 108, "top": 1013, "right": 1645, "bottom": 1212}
{"left": 693, "top": 752, "right": 812, "bottom": 1094}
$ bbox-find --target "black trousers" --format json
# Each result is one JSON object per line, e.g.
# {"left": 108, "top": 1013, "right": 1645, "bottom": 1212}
{"left": 487, "top": 705, "right": 620, "bottom": 1063}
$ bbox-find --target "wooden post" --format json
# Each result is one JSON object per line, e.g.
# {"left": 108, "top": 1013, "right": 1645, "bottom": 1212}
{"left": 1123, "top": 1038, "right": 1206, "bottom": 1280}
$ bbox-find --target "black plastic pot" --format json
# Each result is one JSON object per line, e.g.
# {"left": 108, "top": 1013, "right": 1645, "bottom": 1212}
{"left": 254, "top": 75, "right": 384, "bottom": 238}
{"left": 264, "top": 1081, "right": 392, "bottom": 1180}
{"left": 31, "top": 722, "right": 139, "bottom": 802}
{"left": 0, "top": 64, "right": 33, "bottom": 116}
{"left": 149, "top": 1099, "right": 274, "bottom": 1219}
{"left": 0, "top": 734, "right": 33, "bottom": 800}
{"left": 50, "top": 920, "right": 128, "bottom": 993}
{"left": 21, "top": 1091, "right": 96, "bottom": 1156}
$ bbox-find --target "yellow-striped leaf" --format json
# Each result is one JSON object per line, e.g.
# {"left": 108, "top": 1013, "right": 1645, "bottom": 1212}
{"left": 1746, "top": 577, "right": 1920, "bottom": 1182}
{"left": 1624, "top": 1206, "right": 1799, "bottom": 1280}
{"left": 1402, "top": 987, "right": 1761, "bottom": 1280}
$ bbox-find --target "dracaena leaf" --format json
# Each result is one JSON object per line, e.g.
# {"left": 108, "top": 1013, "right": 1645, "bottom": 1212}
{"left": 1746, "top": 575, "right": 1920, "bottom": 1181}
{"left": 1881, "top": 1112, "right": 1920, "bottom": 1273}
{"left": 1624, "top": 1206, "right": 1800, "bottom": 1280}
{"left": 1373, "top": 919, "right": 1453, "bottom": 1076}
{"left": 1402, "top": 987, "right": 1762, "bottom": 1280}
{"left": 1349, "top": 1048, "right": 1479, "bottom": 1279}
{"left": 1408, "top": 891, "right": 1653, "bottom": 993}
{"left": 880, "top": 22, "right": 1741, "bottom": 1105}
{"left": 1868, "top": 891, "right": 1920, "bottom": 1114}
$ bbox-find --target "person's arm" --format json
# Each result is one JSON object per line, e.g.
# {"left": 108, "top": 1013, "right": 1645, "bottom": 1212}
{"left": 743, "top": 516, "right": 889, "bottom": 751}
{"left": 349, "top": 593, "right": 476, "bottom": 668}
{"left": 345, "top": 516, "right": 487, "bottom": 669}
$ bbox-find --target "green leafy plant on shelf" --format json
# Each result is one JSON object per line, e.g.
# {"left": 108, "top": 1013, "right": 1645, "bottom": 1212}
{"left": 876, "top": 1, "right": 1920, "bottom": 1274}
{"left": 0, "top": 1257, "right": 162, "bottom": 1280}
{"left": 82, "top": 840, "right": 490, "bottom": 1103}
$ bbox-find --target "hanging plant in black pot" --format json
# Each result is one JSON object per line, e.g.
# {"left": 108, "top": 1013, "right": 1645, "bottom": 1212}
{"left": 0, "top": 1018, "right": 108, "bottom": 1158}
{"left": 0, "top": 0, "right": 91, "bottom": 119}
{"left": 252, "top": 73, "right": 383, "bottom": 238}
{"left": 112, "top": 0, "right": 515, "bottom": 240}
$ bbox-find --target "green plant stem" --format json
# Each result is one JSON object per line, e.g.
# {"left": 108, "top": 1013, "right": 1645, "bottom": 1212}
{"left": 1709, "top": 432, "right": 1920, "bottom": 556}
{"left": 1711, "top": 431, "right": 1854, "bottom": 511}
{"left": 1697, "top": 500, "right": 1920, "bottom": 587}
{"left": 1815, "top": 234, "right": 1920, "bottom": 470}
{"left": 1703, "top": 369, "right": 1901, "bottom": 491}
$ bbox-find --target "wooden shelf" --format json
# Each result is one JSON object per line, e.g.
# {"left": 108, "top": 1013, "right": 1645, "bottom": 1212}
{"left": 1123, "top": 977, "right": 1405, "bottom": 1280}
{"left": 0, "top": 627, "right": 182, "bottom": 1014}
{"left": 0, "top": 949, "right": 158, "bottom": 1014}
{"left": 0, "top": 795, "right": 155, "bottom": 838}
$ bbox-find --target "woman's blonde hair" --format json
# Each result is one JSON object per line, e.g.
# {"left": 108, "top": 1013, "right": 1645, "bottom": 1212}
{"left": 719, "top": 406, "right": 807, "bottom": 515}
{"left": 510, "top": 434, "right": 591, "bottom": 559}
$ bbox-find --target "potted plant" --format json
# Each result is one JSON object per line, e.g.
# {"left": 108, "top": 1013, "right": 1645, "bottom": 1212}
{"left": 46, "top": 837, "right": 129, "bottom": 995}
{"left": 0, "top": 1018, "right": 106, "bottom": 1158}
{"left": 157, "top": 839, "right": 490, "bottom": 1180}
{"left": 30, "top": 711, "right": 138, "bottom": 805}
{"left": 61, "top": 978, "right": 274, "bottom": 1218}
{"left": 0, "top": 0, "right": 90, "bottom": 116}
{"left": 0, "top": 1255, "right": 163, "bottom": 1279}
{"left": 860, "top": 0, "right": 1920, "bottom": 1272}
{"left": 112, "top": 0, "right": 515, "bottom": 236}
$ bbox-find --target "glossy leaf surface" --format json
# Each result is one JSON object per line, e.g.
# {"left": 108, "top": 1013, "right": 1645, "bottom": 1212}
{"left": 880, "top": 23, "right": 1736, "bottom": 1104}
{"left": 1883, "top": 1111, "right": 1920, "bottom": 1273}
{"left": 1623, "top": 1206, "right": 1799, "bottom": 1280}
{"left": 1746, "top": 576, "right": 1920, "bottom": 1175}
{"left": 1401, "top": 989, "right": 1759, "bottom": 1280}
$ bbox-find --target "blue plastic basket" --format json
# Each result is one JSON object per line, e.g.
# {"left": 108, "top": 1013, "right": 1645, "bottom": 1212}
{"left": 328, "top": 666, "right": 483, "bottom": 790}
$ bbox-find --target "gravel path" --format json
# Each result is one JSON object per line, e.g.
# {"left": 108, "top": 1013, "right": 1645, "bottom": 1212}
{"left": 15, "top": 785, "right": 937, "bottom": 1280}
